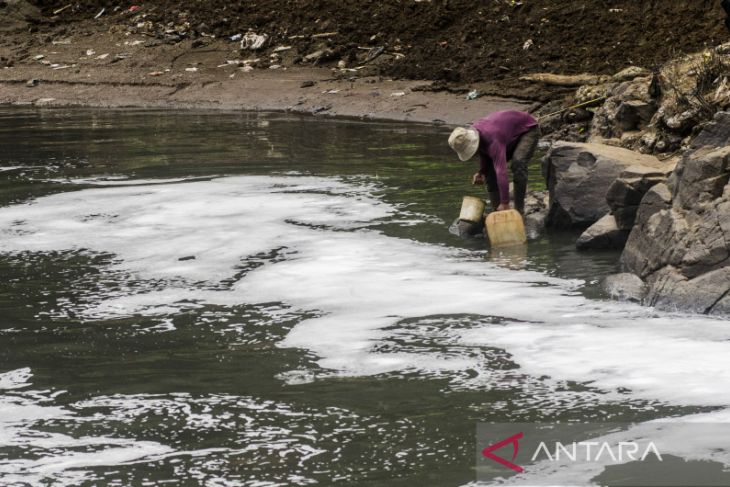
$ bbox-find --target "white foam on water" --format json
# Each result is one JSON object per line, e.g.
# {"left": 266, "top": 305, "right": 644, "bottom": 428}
{"left": 0, "top": 368, "right": 174, "bottom": 485}
{"left": 0, "top": 174, "right": 728, "bottom": 412}
{"left": 0, "top": 368, "right": 371, "bottom": 486}
{"left": 47, "top": 176, "right": 208, "bottom": 186}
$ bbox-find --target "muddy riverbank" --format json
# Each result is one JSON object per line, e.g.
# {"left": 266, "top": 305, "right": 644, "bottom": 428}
{"left": 0, "top": 26, "right": 533, "bottom": 125}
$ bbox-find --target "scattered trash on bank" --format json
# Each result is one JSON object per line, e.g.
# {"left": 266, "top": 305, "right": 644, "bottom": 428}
{"left": 241, "top": 31, "right": 268, "bottom": 50}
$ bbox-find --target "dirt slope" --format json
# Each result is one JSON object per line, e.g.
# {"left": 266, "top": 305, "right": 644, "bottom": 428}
{"left": 26, "top": 0, "right": 728, "bottom": 84}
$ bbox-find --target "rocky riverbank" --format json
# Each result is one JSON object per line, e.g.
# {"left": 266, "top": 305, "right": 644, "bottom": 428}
{"left": 537, "top": 45, "right": 730, "bottom": 316}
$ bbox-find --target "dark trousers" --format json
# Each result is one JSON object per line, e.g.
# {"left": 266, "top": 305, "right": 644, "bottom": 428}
{"left": 484, "top": 126, "right": 540, "bottom": 213}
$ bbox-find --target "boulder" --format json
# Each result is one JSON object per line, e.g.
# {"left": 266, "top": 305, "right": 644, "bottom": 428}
{"left": 633, "top": 182, "right": 672, "bottom": 226}
{"left": 621, "top": 207, "right": 690, "bottom": 278}
{"left": 615, "top": 100, "right": 657, "bottom": 132}
{"left": 606, "top": 165, "right": 673, "bottom": 230}
{"left": 668, "top": 145, "right": 730, "bottom": 210}
{"left": 576, "top": 214, "right": 630, "bottom": 250}
{"left": 690, "top": 112, "right": 730, "bottom": 149}
{"left": 543, "top": 142, "right": 664, "bottom": 228}
{"left": 589, "top": 77, "right": 657, "bottom": 142}
{"left": 602, "top": 273, "right": 647, "bottom": 302}
{"left": 644, "top": 267, "right": 730, "bottom": 315}
{"left": 620, "top": 112, "right": 730, "bottom": 316}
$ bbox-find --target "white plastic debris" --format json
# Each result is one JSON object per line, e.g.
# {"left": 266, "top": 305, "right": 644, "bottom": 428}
{"left": 230, "top": 34, "right": 242, "bottom": 42}
{"left": 390, "top": 91, "right": 406, "bottom": 97}
{"left": 240, "top": 32, "right": 268, "bottom": 50}
{"left": 523, "top": 39, "right": 534, "bottom": 50}
{"left": 185, "top": 67, "right": 198, "bottom": 72}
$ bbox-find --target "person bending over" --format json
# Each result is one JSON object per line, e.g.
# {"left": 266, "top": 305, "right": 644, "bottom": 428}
{"left": 448, "top": 110, "right": 540, "bottom": 214}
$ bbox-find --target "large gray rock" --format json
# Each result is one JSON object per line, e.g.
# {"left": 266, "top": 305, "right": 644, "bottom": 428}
{"left": 606, "top": 164, "right": 673, "bottom": 230}
{"left": 543, "top": 142, "right": 664, "bottom": 228}
{"left": 621, "top": 111, "right": 730, "bottom": 316}
{"left": 615, "top": 100, "right": 657, "bottom": 132}
{"left": 589, "top": 78, "right": 657, "bottom": 141}
{"left": 644, "top": 267, "right": 730, "bottom": 315}
{"left": 633, "top": 182, "right": 672, "bottom": 226}
{"left": 668, "top": 145, "right": 730, "bottom": 210}
{"left": 576, "top": 214, "right": 630, "bottom": 250}
{"left": 689, "top": 112, "right": 730, "bottom": 149}
{"left": 622, "top": 207, "right": 691, "bottom": 278}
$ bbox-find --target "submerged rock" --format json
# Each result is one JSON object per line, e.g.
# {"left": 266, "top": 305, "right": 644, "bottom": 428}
{"left": 602, "top": 273, "right": 647, "bottom": 303}
{"left": 523, "top": 190, "right": 548, "bottom": 239}
{"left": 576, "top": 214, "right": 630, "bottom": 250}
{"left": 449, "top": 217, "right": 484, "bottom": 239}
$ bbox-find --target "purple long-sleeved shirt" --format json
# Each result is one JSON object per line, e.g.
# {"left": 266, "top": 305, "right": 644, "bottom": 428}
{"left": 473, "top": 110, "right": 538, "bottom": 204}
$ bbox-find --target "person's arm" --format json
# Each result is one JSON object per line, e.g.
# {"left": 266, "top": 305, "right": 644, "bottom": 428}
{"left": 472, "top": 152, "right": 489, "bottom": 185}
{"left": 479, "top": 152, "right": 490, "bottom": 176}
{"left": 489, "top": 142, "right": 510, "bottom": 206}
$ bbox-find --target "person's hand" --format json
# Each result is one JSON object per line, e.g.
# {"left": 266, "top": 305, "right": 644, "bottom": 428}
{"left": 497, "top": 203, "right": 510, "bottom": 211}
{"left": 472, "top": 172, "right": 486, "bottom": 185}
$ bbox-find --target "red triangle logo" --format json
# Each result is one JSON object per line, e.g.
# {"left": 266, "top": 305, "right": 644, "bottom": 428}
{"left": 481, "top": 432, "right": 524, "bottom": 473}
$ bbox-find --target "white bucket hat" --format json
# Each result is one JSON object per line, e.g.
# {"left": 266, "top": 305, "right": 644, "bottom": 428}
{"left": 448, "top": 126, "right": 480, "bottom": 161}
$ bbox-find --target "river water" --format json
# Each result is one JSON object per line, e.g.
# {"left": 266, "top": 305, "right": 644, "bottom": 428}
{"left": 0, "top": 108, "right": 728, "bottom": 486}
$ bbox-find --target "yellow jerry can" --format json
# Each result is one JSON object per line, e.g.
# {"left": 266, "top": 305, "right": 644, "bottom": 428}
{"left": 485, "top": 209, "right": 527, "bottom": 247}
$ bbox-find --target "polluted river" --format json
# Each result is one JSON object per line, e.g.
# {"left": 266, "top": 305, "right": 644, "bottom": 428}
{"left": 1, "top": 107, "right": 730, "bottom": 486}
